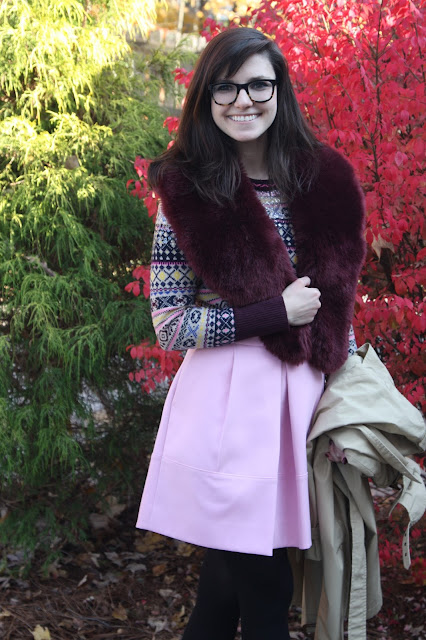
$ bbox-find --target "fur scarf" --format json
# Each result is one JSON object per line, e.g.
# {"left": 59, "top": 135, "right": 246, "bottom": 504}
{"left": 156, "top": 145, "right": 366, "bottom": 374}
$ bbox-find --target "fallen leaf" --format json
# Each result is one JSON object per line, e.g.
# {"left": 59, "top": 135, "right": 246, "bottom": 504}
{"left": 104, "top": 495, "right": 127, "bottom": 517}
{"left": 105, "top": 551, "right": 123, "bottom": 567}
{"left": 176, "top": 542, "right": 195, "bottom": 557}
{"left": 0, "top": 610, "right": 12, "bottom": 619}
{"left": 89, "top": 513, "right": 110, "bottom": 530}
{"left": 172, "top": 604, "right": 186, "bottom": 623}
{"left": 148, "top": 616, "right": 168, "bottom": 632}
{"left": 112, "top": 604, "right": 128, "bottom": 621}
{"left": 76, "top": 552, "right": 96, "bottom": 566}
{"left": 92, "top": 571, "right": 120, "bottom": 588}
{"left": 152, "top": 563, "right": 168, "bottom": 577}
{"left": 126, "top": 562, "right": 147, "bottom": 573}
{"left": 159, "top": 588, "right": 174, "bottom": 602}
{"left": 32, "top": 626, "right": 51, "bottom": 640}
{"left": 135, "top": 531, "right": 165, "bottom": 552}
{"left": 89, "top": 553, "right": 101, "bottom": 568}
{"left": 45, "top": 559, "right": 68, "bottom": 578}
{"left": 77, "top": 574, "right": 88, "bottom": 588}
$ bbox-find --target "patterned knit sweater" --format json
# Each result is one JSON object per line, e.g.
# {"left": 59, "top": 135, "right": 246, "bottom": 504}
{"left": 150, "top": 180, "right": 357, "bottom": 355}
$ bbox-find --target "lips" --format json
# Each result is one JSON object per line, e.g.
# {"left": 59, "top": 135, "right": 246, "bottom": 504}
{"left": 228, "top": 114, "right": 260, "bottom": 122}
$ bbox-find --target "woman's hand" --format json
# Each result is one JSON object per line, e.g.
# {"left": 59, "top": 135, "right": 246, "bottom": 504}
{"left": 282, "top": 276, "right": 321, "bottom": 326}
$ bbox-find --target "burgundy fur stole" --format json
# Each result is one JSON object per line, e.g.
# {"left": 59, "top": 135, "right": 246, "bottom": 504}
{"left": 157, "top": 145, "right": 366, "bottom": 373}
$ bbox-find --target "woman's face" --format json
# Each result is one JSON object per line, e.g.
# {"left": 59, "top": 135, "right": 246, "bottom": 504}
{"left": 210, "top": 52, "right": 277, "bottom": 147}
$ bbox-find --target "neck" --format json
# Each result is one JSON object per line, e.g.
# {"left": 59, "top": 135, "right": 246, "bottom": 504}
{"left": 237, "top": 135, "right": 269, "bottom": 180}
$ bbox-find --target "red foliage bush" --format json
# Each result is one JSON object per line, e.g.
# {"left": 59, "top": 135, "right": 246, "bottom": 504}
{"left": 247, "top": 0, "right": 425, "bottom": 409}
{"left": 127, "top": 0, "right": 424, "bottom": 410}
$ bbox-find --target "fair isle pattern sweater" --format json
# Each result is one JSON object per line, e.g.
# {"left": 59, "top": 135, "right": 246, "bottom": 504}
{"left": 150, "top": 180, "right": 357, "bottom": 355}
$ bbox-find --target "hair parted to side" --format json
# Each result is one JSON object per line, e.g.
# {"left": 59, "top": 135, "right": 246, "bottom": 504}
{"left": 148, "top": 27, "right": 321, "bottom": 204}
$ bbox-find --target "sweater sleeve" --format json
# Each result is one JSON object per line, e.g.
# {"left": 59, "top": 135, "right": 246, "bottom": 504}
{"left": 234, "top": 297, "right": 289, "bottom": 340}
{"left": 348, "top": 324, "right": 358, "bottom": 356}
{"left": 150, "top": 204, "right": 289, "bottom": 351}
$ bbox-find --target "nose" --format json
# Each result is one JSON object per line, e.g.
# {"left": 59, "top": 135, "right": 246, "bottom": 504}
{"left": 234, "top": 88, "right": 253, "bottom": 108}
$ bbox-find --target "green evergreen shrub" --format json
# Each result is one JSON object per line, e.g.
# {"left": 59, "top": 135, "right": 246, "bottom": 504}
{"left": 0, "top": 0, "right": 188, "bottom": 568}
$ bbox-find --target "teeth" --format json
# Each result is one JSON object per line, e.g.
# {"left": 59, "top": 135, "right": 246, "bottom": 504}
{"left": 229, "top": 115, "right": 259, "bottom": 122}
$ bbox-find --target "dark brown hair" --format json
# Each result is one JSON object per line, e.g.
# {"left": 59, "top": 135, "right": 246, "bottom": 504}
{"left": 148, "top": 27, "right": 321, "bottom": 204}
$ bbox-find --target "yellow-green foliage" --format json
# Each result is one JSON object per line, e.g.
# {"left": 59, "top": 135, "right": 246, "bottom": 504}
{"left": 0, "top": 0, "right": 176, "bottom": 566}
{"left": 0, "top": 0, "right": 159, "bottom": 120}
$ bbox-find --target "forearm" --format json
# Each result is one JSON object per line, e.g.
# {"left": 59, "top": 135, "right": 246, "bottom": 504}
{"left": 152, "top": 279, "right": 288, "bottom": 351}
{"left": 234, "top": 296, "right": 288, "bottom": 341}
{"left": 151, "top": 206, "right": 289, "bottom": 351}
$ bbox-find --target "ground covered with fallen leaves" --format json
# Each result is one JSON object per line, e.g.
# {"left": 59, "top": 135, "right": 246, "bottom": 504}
{"left": 0, "top": 500, "right": 424, "bottom": 640}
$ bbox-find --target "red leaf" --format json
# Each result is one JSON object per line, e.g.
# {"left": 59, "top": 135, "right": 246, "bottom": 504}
{"left": 133, "top": 282, "right": 140, "bottom": 297}
{"left": 163, "top": 116, "right": 180, "bottom": 135}
{"left": 134, "top": 157, "right": 150, "bottom": 179}
{"left": 395, "top": 151, "right": 408, "bottom": 166}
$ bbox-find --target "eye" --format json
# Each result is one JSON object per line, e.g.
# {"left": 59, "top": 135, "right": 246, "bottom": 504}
{"left": 214, "top": 83, "right": 235, "bottom": 93}
{"left": 249, "top": 80, "right": 272, "bottom": 90}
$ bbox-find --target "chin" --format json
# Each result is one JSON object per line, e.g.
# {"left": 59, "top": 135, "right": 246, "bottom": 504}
{"left": 231, "top": 131, "right": 267, "bottom": 144}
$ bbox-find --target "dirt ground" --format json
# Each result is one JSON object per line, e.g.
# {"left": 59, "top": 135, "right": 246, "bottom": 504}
{"left": 0, "top": 504, "right": 424, "bottom": 640}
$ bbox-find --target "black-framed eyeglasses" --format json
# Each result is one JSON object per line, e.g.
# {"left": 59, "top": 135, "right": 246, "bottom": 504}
{"left": 208, "top": 79, "right": 277, "bottom": 106}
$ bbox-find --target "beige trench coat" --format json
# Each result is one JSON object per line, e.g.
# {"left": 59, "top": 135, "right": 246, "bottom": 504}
{"left": 289, "top": 343, "right": 425, "bottom": 640}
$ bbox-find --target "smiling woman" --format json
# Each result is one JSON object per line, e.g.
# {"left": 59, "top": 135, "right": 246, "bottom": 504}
{"left": 136, "top": 26, "right": 366, "bottom": 640}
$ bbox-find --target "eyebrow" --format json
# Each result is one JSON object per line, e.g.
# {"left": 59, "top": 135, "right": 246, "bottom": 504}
{"left": 215, "top": 75, "right": 275, "bottom": 83}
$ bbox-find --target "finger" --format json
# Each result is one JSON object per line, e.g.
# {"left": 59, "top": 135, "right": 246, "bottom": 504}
{"left": 299, "top": 276, "right": 311, "bottom": 286}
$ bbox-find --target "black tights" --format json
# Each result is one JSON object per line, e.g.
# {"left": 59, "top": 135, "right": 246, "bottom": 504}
{"left": 182, "top": 548, "right": 293, "bottom": 640}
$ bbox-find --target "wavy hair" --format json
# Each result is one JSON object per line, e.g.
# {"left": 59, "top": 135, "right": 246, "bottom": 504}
{"left": 148, "top": 27, "right": 321, "bottom": 204}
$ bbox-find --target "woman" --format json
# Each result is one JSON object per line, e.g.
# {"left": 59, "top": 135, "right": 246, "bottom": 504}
{"left": 137, "top": 27, "right": 365, "bottom": 640}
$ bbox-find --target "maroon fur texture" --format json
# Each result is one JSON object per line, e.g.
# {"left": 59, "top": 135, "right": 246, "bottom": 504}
{"left": 157, "top": 145, "right": 366, "bottom": 373}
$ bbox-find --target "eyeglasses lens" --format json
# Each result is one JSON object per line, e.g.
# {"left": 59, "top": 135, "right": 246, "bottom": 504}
{"left": 212, "top": 81, "right": 274, "bottom": 105}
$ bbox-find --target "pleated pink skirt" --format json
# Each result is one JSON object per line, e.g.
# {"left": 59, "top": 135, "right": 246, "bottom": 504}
{"left": 136, "top": 337, "right": 324, "bottom": 556}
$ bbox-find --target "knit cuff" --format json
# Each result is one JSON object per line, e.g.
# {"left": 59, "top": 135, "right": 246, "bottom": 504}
{"left": 234, "top": 296, "right": 289, "bottom": 341}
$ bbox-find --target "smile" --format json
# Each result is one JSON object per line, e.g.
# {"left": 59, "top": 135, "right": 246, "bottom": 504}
{"left": 228, "top": 114, "right": 260, "bottom": 122}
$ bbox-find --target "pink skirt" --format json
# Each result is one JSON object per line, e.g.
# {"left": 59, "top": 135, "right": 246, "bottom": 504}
{"left": 136, "top": 337, "right": 324, "bottom": 556}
